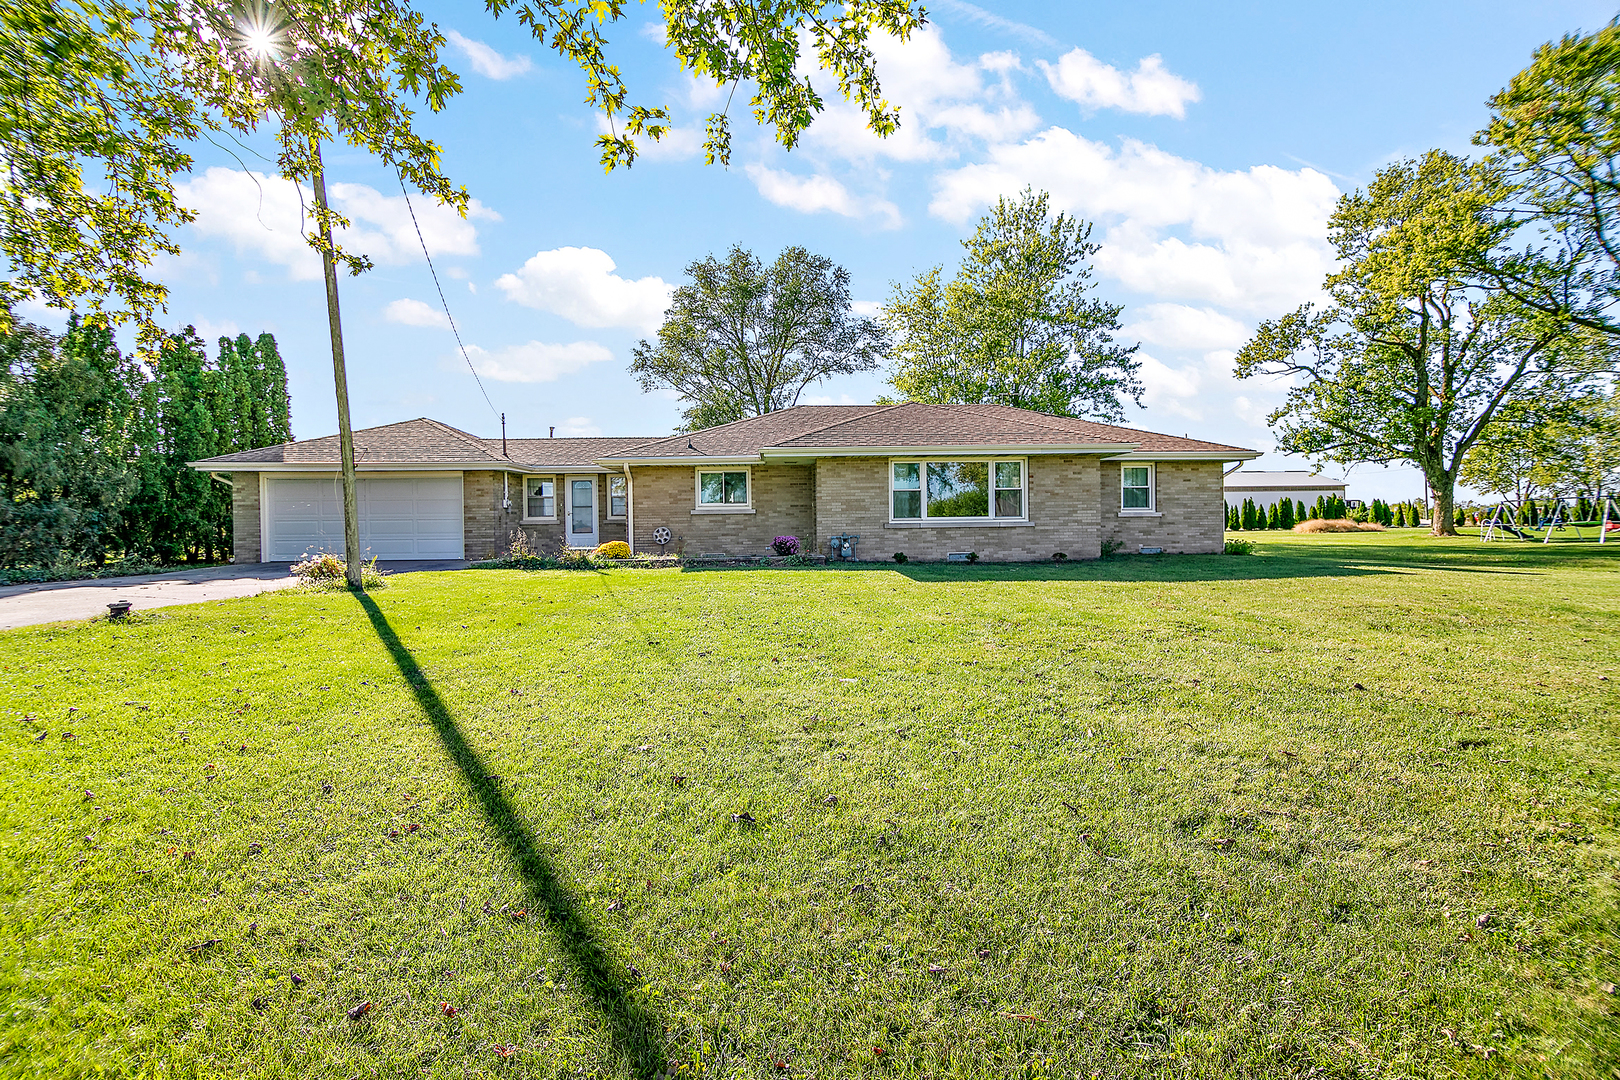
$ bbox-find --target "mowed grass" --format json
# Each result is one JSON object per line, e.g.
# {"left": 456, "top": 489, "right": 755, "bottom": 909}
{"left": 0, "top": 533, "right": 1617, "bottom": 1079}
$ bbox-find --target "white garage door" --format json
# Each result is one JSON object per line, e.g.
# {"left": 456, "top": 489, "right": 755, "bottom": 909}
{"left": 264, "top": 475, "right": 464, "bottom": 561}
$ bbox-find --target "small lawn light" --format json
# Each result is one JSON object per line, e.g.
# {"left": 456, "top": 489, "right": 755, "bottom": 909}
{"left": 107, "top": 600, "right": 133, "bottom": 619}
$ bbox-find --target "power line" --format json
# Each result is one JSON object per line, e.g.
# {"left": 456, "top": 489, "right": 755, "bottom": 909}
{"left": 396, "top": 171, "right": 498, "bottom": 421}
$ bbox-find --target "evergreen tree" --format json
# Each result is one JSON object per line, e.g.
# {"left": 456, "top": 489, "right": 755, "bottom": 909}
{"left": 1279, "top": 497, "right": 1296, "bottom": 530}
{"left": 0, "top": 314, "right": 142, "bottom": 569}
{"left": 1266, "top": 501, "right": 1281, "bottom": 529}
{"left": 1241, "top": 498, "right": 1257, "bottom": 530}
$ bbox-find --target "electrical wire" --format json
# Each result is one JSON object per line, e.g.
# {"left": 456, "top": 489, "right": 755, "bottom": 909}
{"left": 396, "top": 170, "right": 498, "bottom": 421}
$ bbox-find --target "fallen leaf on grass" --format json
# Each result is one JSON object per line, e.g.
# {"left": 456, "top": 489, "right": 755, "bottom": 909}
{"left": 492, "top": 1043, "right": 516, "bottom": 1057}
{"left": 850, "top": 882, "right": 871, "bottom": 895}
{"left": 671, "top": 775, "right": 686, "bottom": 786}
{"left": 510, "top": 909, "right": 527, "bottom": 921}
{"left": 251, "top": 997, "right": 267, "bottom": 1011}
{"left": 440, "top": 1002, "right": 458, "bottom": 1016}
{"left": 289, "top": 973, "right": 304, "bottom": 987}
{"left": 33, "top": 732, "right": 47, "bottom": 741}
{"left": 731, "top": 812, "right": 756, "bottom": 824}
{"left": 1001, "top": 1013, "right": 1044, "bottom": 1022}
{"left": 82, "top": 790, "right": 93, "bottom": 801}
{"left": 606, "top": 900, "right": 625, "bottom": 911}
{"left": 346, "top": 1001, "right": 373, "bottom": 1021}
{"left": 387, "top": 829, "right": 401, "bottom": 839}
{"left": 1414, "top": 859, "right": 1434, "bottom": 868}
{"left": 320, "top": 782, "right": 333, "bottom": 795}
{"left": 1212, "top": 838, "right": 1235, "bottom": 851}
{"left": 405, "top": 823, "right": 420, "bottom": 833}
{"left": 927, "top": 964, "right": 947, "bottom": 975}
{"left": 186, "top": 938, "right": 220, "bottom": 952}
{"left": 1476, "top": 913, "right": 1492, "bottom": 928}
{"left": 1353, "top": 683, "right": 1366, "bottom": 691}
{"left": 1599, "top": 981, "right": 1616, "bottom": 995}
{"left": 247, "top": 841, "right": 263, "bottom": 854}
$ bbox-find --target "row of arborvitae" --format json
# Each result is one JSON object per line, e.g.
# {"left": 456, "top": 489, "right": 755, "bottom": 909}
{"left": 1, "top": 313, "right": 290, "bottom": 578}
{"left": 1225, "top": 495, "right": 1452, "bottom": 530}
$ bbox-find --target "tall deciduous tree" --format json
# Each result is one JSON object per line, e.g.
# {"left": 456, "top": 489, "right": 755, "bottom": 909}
{"left": 1477, "top": 19, "right": 1620, "bottom": 336}
{"left": 883, "top": 189, "right": 1141, "bottom": 421}
{"left": 1458, "top": 399, "right": 1571, "bottom": 505}
{"left": 630, "top": 245, "right": 887, "bottom": 431}
{"left": 1235, "top": 151, "right": 1614, "bottom": 536}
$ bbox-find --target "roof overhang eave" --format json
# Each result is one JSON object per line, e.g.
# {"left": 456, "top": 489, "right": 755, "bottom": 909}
{"left": 593, "top": 454, "right": 765, "bottom": 467}
{"left": 184, "top": 460, "right": 508, "bottom": 472}
{"left": 758, "top": 442, "right": 1142, "bottom": 458}
{"left": 1103, "top": 450, "right": 1262, "bottom": 461}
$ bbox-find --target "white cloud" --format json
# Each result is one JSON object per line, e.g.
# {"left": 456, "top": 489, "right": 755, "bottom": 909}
{"left": 495, "top": 247, "right": 674, "bottom": 333}
{"left": 384, "top": 298, "right": 450, "bottom": 329}
{"left": 445, "top": 29, "right": 532, "bottom": 80}
{"left": 1039, "top": 49, "right": 1200, "bottom": 119}
{"left": 593, "top": 114, "right": 704, "bottom": 162}
{"left": 850, "top": 300, "right": 885, "bottom": 318}
{"left": 177, "top": 167, "right": 499, "bottom": 281}
{"left": 1120, "top": 303, "right": 1251, "bottom": 351}
{"left": 928, "top": 0, "right": 1057, "bottom": 48}
{"left": 930, "top": 129, "right": 1339, "bottom": 313}
{"left": 461, "top": 341, "right": 612, "bottom": 383}
{"left": 554, "top": 416, "right": 603, "bottom": 437}
{"left": 801, "top": 26, "right": 1040, "bottom": 164}
{"left": 187, "top": 316, "right": 241, "bottom": 342}
{"left": 744, "top": 164, "right": 902, "bottom": 228}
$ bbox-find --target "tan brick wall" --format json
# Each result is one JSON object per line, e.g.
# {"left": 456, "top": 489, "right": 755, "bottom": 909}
{"left": 629, "top": 463, "right": 814, "bottom": 556}
{"left": 1100, "top": 460, "right": 1225, "bottom": 554}
{"left": 232, "top": 474, "right": 261, "bottom": 563}
{"left": 508, "top": 473, "right": 628, "bottom": 556}
{"left": 811, "top": 455, "right": 1103, "bottom": 562}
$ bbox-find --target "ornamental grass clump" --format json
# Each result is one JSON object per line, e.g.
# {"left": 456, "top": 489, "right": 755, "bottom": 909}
{"left": 772, "top": 536, "right": 800, "bottom": 556}
{"left": 1293, "top": 518, "right": 1386, "bottom": 533}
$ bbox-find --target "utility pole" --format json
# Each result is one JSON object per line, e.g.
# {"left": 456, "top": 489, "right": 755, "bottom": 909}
{"left": 310, "top": 140, "right": 363, "bottom": 588}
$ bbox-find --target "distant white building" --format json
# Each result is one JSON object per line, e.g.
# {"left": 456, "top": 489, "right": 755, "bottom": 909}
{"left": 1224, "top": 469, "right": 1347, "bottom": 508}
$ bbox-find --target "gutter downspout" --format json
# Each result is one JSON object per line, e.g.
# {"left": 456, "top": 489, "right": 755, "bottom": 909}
{"left": 1223, "top": 462, "right": 1246, "bottom": 478}
{"left": 624, "top": 465, "right": 634, "bottom": 554}
{"left": 208, "top": 471, "right": 233, "bottom": 489}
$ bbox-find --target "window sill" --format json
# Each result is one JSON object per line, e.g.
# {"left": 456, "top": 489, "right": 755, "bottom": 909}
{"left": 886, "top": 519, "right": 1031, "bottom": 529}
{"left": 521, "top": 518, "right": 558, "bottom": 525}
{"left": 1118, "top": 510, "right": 1162, "bottom": 517}
{"left": 692, "top": 506, "right": 756, "bottom": 515}
{"left": 605, "top": 516, "right": 627, "bottom": 523}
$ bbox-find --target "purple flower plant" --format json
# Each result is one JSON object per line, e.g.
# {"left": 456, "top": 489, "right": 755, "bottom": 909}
{"left": 771, "top": 536, "right": 800, "bottom": 556}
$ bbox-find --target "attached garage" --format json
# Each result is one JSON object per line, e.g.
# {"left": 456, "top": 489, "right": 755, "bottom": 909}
{"left": 262, "top": 474, "right": 464, "bottom": 561}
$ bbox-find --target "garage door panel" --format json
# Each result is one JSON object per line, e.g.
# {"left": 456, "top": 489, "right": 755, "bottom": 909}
{"left": 264, "top": 476, "right": 464, "bottom": 561}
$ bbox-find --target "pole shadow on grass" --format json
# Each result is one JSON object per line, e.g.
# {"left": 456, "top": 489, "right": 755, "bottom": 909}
{"left": 354, "top": 592, "right": 665, "bottom": 1076}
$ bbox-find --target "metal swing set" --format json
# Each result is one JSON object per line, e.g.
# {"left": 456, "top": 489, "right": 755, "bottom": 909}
{"left": 1479, "top": 495, "right": 1620, "bottom": 543}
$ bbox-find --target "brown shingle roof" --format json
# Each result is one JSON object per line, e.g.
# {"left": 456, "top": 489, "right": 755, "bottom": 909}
{"left": 600, "top": 403, "right": 1254, "bottom": 458}
{"left": 193, "top": 419, "right": 649, "bottom": 471}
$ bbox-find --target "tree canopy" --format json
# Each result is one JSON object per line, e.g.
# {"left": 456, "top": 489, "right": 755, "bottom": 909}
{"left": 630, "top": 245, "right": 886, "bottom": 430}
{"left": 1235, "top": 150, "right": 1614, "bottom": 535}
{"left": 2, "top": 0, "right": 926, "bottom": 338}
{"left": 882, "top": 189, "right": 1141, "bottom": 421}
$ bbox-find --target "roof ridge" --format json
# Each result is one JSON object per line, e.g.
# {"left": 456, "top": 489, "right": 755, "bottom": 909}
{"left": 417, "top": 417, "right": 505, "bottom": 461}
{"left": 763, "top": 401, "right": 906, "bottom": 444}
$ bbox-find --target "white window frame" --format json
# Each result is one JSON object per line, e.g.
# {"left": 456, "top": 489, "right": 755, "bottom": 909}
{"left": 887, "top": 457, "right": 1029, "bottom": 525}
{"left": 693, "top": 465, "right": 754, "bottom": 514}
{"left": 607, "top": 474, "right": 628, "bottom": 520}
{"left": 1119, "top": 463, "right": 1157, "bottom": 515}
{"left": 521, "top": 474, "right": 557, "bottom": 523}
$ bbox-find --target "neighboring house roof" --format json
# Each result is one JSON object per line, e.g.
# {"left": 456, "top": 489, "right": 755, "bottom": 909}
{"left": 600, "top": 403, "right": 1255, "bottom": 462}
{"left": 190, "top": 404, "right": 1259, "bottom": 473}
{"left": 1224, "top": 470, "right": 1346, "bottom": 490}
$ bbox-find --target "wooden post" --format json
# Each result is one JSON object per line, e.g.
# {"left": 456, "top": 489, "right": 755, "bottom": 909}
{"left": 310, "top": 140, "right": 362, "bottom": 588}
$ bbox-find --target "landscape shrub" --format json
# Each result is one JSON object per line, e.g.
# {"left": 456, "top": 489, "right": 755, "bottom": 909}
{"left": 892, "top": 552, "right": 908, "bottom": 563}
{"left": 771, "top": 536, "right": 800, "bottom": 556}
{"left": 290, "top": 552, "right": 387, "bottom": 589}
{"left": 1294, "top": 519, "right": 1386, "bottom": 533}
{"left": 1100, "top": 539, "right": 1124, "bottom": 556}
{"left": 593, "top": 540, "right": 631, "bottom": 559}
{"left": 966, "top": 551, "right": 979, "bottom": 562}
{"left": 1052, "top": 552, "right": 1068, "bottom": 561}
{"left": 1266, "top": 502, "right": 1281, "bottom": 529}
{"left": 1224, "top": 537, "right": 1255, "bottom": 554}
{"left": 1279, "top": 499, "right": 1296, "bottom": 530}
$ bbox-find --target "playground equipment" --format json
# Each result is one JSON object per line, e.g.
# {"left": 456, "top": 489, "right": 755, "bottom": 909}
{"left": 1539, "top": 497, "right": 1581, "bottom": 543}
{"left": 1602, "top": 496, "right": 1619, "bottom": 544}
{"left": 1479, "top": 502, "right": 1530, "bottom": 542}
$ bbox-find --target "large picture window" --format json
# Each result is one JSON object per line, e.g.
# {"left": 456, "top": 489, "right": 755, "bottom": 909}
{"left": 697, "top": 469, "right": 749, "bottom": 506}
{"left": 524, "top": 476, "right": 555, "bottom": 519}
{"left": 890, "top": 458, "right": 1027, "bottom": 522}
{"left": 1121, "top": 464, "right": 1155, "bottom": 511}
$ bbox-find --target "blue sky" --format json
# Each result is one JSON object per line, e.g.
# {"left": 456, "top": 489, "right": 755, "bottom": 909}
{"left": 40, "top": 0, "right": 1617, "bottom": 500}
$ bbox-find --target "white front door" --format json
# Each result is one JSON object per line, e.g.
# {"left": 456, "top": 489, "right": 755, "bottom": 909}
{"left": 565, "top": 475, "right": 598, "bottom": 548}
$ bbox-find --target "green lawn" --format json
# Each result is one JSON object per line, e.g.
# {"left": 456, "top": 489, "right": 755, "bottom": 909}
{"left": 1, "top": 533, "right": 1617, "bottom": 1079}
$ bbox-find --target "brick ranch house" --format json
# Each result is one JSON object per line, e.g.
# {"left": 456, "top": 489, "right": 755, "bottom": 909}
{"left": 189, "top": 402, "right": 1257, "bottom": 563}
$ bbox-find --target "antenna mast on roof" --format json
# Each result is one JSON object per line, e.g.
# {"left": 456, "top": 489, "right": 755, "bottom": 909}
{"left": 550, "top": 426, "right": 555, "bottom": 438}
{"left": 501, "top": 413, "right": 507, "bottom": 457}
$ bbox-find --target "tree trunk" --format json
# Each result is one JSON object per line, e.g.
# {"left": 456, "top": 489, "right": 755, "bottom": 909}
{"left": 311, "top": 141, "right": 363, "bottom": 589}
{"left": 1430, "top": 478, "right": 1457, "bottom": 536}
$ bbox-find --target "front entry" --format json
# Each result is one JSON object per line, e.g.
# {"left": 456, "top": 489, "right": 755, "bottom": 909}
{"left": 565, "top": 475, "right": 598, "bottom": 548}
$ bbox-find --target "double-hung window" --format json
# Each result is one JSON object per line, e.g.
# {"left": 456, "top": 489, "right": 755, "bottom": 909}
{"left": 889, "top": 458, "right": 1027, "bottom": 522}
{"left": 1121, "top": 464, "right": 1155, "bottom": 511}
{"left": 524, "top": 476, "right": 555, "bottom": 520}
{"left": 697, "top": 469, "right": 749, "bottom": 508}
{"left": 608, "top": 475, "right": 628, "bottom": 518}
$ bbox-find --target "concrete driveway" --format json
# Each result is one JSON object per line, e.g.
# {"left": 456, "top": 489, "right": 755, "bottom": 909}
{"left": 0, "top": 560, "right": 467, "bottom": 631}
